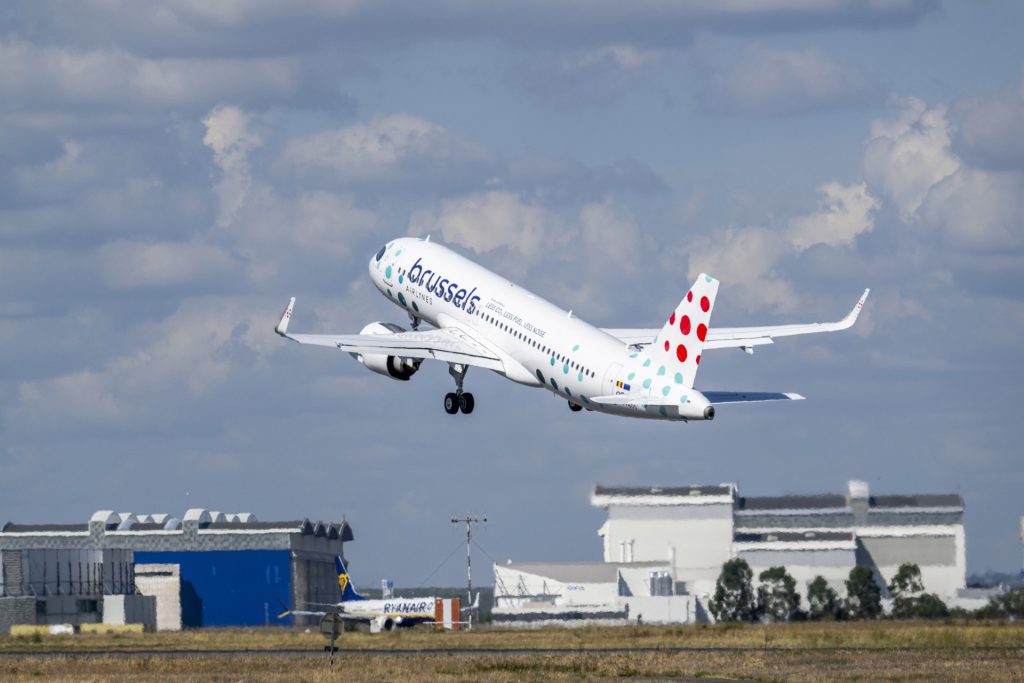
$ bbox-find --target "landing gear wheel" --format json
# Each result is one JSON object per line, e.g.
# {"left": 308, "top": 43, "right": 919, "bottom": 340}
{"left": 568, "top": 402, "right": 583, "bottom": 412}
{"left": 459, "top": 392, "right": 475, "bottom": 414}
{"left": 444, "top": 393, "right": 459, "bottom": 414}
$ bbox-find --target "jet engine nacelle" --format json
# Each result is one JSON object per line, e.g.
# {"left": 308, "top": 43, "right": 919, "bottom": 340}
{"left": 352, "top": 322, "right": 420, "bottom": 381}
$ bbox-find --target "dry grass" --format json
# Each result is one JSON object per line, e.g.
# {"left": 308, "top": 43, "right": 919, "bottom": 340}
{"left": 0, "top": 622, "right": 1021, "bottom": 682}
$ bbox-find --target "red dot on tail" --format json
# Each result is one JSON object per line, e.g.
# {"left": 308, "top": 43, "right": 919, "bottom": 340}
{"left": 697, "top": 323, "right": 707, "bottom": 342}
{"left": 680, "top": 315, "right": 691, "bottom": 335}
{"left": 687, "top": 291, "right": 693, "bottom": 302}
{"left": 700, "top": 296, "right": 710, "bottom": 312}
{"left": 664, "top": 340, "right": 670, "bottom": 352}
{"left": 696, "top": 355, "right": 701, "bottom": 365}
{"left": 676, "top": 344, "right": 687, "bottom": 363}
{"left": 669, "top": 312, "right": 675, "bottom": 325}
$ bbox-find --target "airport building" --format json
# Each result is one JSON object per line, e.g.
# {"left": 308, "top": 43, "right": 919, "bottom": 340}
{"left": 494, "top": 480, "right": 972, "bottom": 625}
{"left": 0, "top": 508, "right": 352, "bottom": 632}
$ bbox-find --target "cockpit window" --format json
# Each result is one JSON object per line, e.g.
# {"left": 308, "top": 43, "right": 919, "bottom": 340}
{"left": 375, "top": 245, "right": 386, "bottom": 262}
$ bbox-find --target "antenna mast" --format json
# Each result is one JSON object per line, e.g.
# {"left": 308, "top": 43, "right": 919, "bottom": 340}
{"left": 451, "top": 515, "right": 486, "bottom": 608}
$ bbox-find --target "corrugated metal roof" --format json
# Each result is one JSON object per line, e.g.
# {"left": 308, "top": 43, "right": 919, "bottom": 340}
{"left": 594, "top": 484, "right": 733, "bottom": 497}
{"left": 871, "top": 494, "right": 962, "bottom": 508}
{"left": 738, "top": 495, "right": 847, "bottom": 510}
{"left": 1, "top": 523, "right": 89, "bottom": 533}
{"left": 734, "top": 531, "right": 853, "bottom": 543}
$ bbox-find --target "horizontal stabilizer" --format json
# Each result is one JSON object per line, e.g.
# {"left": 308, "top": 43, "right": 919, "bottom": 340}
{"left": 702, "top": 391, "right": 804, "bottom": 404}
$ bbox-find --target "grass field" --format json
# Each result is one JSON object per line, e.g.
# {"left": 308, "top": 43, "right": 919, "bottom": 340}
{"left": 1, "top": 621, "right": 1021, "bottom": 681}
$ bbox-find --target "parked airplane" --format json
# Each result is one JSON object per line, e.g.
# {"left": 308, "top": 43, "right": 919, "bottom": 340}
{"left": 275, "top": 237, "right": 868, "bottom": 420}
{"left": 278, "top": 556, "right": 477, "bottom": 631}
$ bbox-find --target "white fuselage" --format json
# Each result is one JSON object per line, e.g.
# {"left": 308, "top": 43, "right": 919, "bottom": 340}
{"left": 340, "top": 596, "right": 434, "bottom": 624}
{"left": 368, "top": 237, "right": 708, "bottom": 420}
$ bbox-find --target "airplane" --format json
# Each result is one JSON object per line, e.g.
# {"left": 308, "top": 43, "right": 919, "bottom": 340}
{"left": 275, "top": 237, "right": 868, "bottom": 421}
{"left": 279, "top": 555, "right": 478, "bottom": 632}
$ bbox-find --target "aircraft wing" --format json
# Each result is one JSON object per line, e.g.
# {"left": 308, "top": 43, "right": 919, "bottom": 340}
{"left": 274, "top": 298, "right": 503, "bottom": 371}
{"left": 277, "top": 607, "right": 372, "bottom": 621}
{"left": 602, "top": 289, "right": 869, "bottom": 353}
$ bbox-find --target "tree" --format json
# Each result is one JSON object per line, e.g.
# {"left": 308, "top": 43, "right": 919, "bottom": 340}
{"left": 756, "top": 566, "right": 802, "bottom": 622}
{"left": 710, "top": 558, "right": 756, "bottom": 623}
{"left": 806, "top": 575, "right": 842, "bottom": 621}
{"left": 976, "top": 588, "right": 1024, "bottom": 619}
{"left": 889, "top": 563, "right": 924, "bottom": 619}
{"left": 844, "top": 566, "right": 882, "bottom": 620}
{"left": 888, "top": 563, "right": 949, "bottom": 619}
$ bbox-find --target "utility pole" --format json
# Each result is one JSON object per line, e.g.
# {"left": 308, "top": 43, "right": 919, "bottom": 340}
{"left": 451, "top": 516, "right": 486, "bottom": 612}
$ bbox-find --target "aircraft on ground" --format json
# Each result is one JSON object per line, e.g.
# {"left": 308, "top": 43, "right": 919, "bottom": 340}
{"left": 276, "top": 237, "right": 868, "bottom": 421}
{"left": 279, "top": 556, "right": 477, "bottom": 632}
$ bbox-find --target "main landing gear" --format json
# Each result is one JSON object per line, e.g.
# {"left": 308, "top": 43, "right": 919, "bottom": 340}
{"left": 568, "top": 402, "right": 583, "bottom": 412}
{"left": 444, "top": 363, "right": 475, "bottom": 415}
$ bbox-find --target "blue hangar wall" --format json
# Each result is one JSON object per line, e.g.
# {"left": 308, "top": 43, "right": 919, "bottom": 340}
{"left": 135, "top": 550, "right": 290, "bottom": 627}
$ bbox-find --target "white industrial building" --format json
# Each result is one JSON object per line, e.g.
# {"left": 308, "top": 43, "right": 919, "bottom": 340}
{"left": 494, "top": 480, "right": 973, "bottom": 625}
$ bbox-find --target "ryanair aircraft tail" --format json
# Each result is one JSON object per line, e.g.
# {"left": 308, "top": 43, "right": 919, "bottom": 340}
{"left": 335, "top": 555, "right": 366, "bottom": 602}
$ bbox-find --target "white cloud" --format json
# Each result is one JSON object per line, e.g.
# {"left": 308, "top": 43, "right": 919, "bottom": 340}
{"left": 952, "top": 72, "right": 1024, "bottom": 171}
{"left": 687, "top": 227, "right": 797, "bottom": 311}
{"left": 12, "top": 298, "right": 278, "bottom": 427}
{"left": 863, "top": 97, "right": 959, "bottom": 222}
{"left": 0, "top": 39, "right": 316, "bottom": 111}
{"left": 922, "top": 168, "right": 1024, "bottom": 250}
{"left": 701, "top": 47, "right": 881, "bottom": 116}
{"left": 688, "top": 181, "right": 878, "bottom": 311}
{"left": 202, "top": 104, "right": 263, "bottom": 227}
{"left": 283, "top": 114, "right": 489, "bottom": 182}
{"left": 787, "top": 182, "right": 880, "bottom": 250}
{"left": 409, "top": 191, "right": 558, "bottom": 257}
{"left": 98, "top": 240, "right": 238, "bottom": 289}
{"left": 865, "top": 97, "right": 1024, "bottom": 249}
{"left": 511, "top": 44, "right": 662, "bottom": 108}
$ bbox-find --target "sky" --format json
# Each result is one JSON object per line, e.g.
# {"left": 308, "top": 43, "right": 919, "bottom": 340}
{"left": 1, "top": 0, "right": 1022, "bottom": 587}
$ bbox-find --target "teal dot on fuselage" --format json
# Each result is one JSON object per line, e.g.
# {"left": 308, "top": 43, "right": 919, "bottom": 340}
{"left": 577, "top": 372, "right": 583, "bottom": 382}
{"left": 550, "top": 378, "right": 558, "bottom": 390}
{"left": 657, "top": 365, "right": 665, "bottom": 376}
{"left": 662, "top": 386, "right": 671, "bottom": 396}
{"left": 397, "top": 293, "right": 406, "bottom": 305}
{"left": 705, "top": 275, "right": 712, "bottom": 283}
{"left": 385, "top": 265, "right": 392, "bottom": 278}
{"left": 679, "top": 395, "right": 688, "bottom": 403}
{"left": 627, "top": 372, "right": 635, "bottom": 381}
{"left": 643, "top": 359, "right": 651, "bottom": 367}
{"left": 572, "top": 344, "right": 580, "bottom": 352}
{"left": 674, "top": 373, "right": 683, "bottom": 384}
{"left": 564, "top": 387, "right": 571, "bottom": 397}
{"left": 398, "top": 275, "right": 404, "bottom": 284}
{"left": 412, "top": 301, "right": 419, "bottom": 312}
{"left": 642, "top": 378, "right": 652, "bottom": 389}
{"left": 550, "top": 357, "right": 556, "bottom": 366}
{"left": 536, "top": 369, "right": 544, "bottom": 383}
{"left": 395, "top": 249, "right": 402, "bottom": 257}
{"left": 563, "top": 363, "right": 569, "bottom": 375}
{"left": 629, "top": 353, "right": 638, "bottom": 358}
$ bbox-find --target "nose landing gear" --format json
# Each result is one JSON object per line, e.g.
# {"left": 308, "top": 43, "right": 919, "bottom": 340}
{"left": 444, "top": 363, "right": 475, "bottom": 415}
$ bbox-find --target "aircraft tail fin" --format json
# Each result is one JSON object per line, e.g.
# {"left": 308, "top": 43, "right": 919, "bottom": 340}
{"left": 334, "top": 555, "right": 366, "bottom": 602}
{"left": 640, "top": 273, "right": 719, "bottom": 389}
